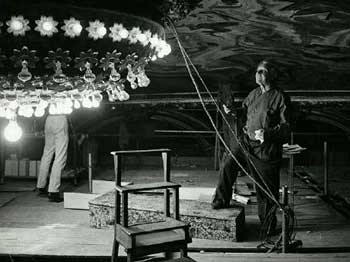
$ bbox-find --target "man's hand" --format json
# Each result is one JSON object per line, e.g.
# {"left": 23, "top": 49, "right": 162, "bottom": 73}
{"left": 254, "top": 129, "right": 264, "bottom": 143}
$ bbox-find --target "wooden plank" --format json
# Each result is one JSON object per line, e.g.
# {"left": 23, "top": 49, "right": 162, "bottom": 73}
{"left": 63, "top": 192, "right": 99, "bottom": 210}
{"left": 92, "top": 180, "right": 132, "bottom": 194}
{"left": 116, "top": 182, "right": 180, "bottom": 193}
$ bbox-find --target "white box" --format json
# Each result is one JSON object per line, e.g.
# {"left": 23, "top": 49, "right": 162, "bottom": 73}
{"left": 29, "top": 161, "right": 37, "bottom": 177}
{"left": 5, "top": 160, "right": 19, "bottom": 176}
{"left": 19, "top": 159, "right": 30, "bottom": 176}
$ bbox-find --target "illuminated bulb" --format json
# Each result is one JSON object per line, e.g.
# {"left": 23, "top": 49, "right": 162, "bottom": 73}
{"left": 157, "top": 51, "right": 165, "bottom": 58}
{"left": 8, "top": 100, "right": 18, "bottom": 110}
{"left": 49, "top": 104, "right": 57, "bottom": 115}
{"left": 62, "top": 105, "right": 73, "bottom": 114}
{"left": 120, "top": 90, "right": 130, "bottom": 101}
{"left": 0, "top": 107, "right": 6, "bottom": 117}
{"left": 18, "top": 106, "right": 25, "bottom": 116}
{"left": 24, "top": 106, "right": 34, "bottom": 117}
{"left": 66, "top": 107, "right": 73, "bottom": 114}
{"left": 11, "top": 20, "right": 23, "bottom": 31}
{"left": 34, "top": 107, "right": 45, "bottom": 117}
{"left": 151, "top": 55, "right": 157, "bottom": 61}
{"left": 73, "top": 100, "right": 81, "bottom": 109}
{"left": 137, "top": 33, "right": 146, "bottom": 42}
{"left": 4, "top": 108, "right": 15, "bottom": 119}
{"left": 65, "top": 98, "right": 73, "bottom": 108}
{"left": 163, "top": 44, "right": 171, "bottom": 55}
{"left": 91, "top": 99, "right": 100, "bottom": 108}
{"left": 119, "top": 28, "right": 129, "bottom": 39}
{"left": 4, "top": 120, "right": 23, "bottom": 142}
{"left": 130, "top": 82, "right": 138, "bottom": 90}
{"left": 39, "top": 99, "right": 49, "bottom": 108}
{"left": 42, "top": 21, "right": 53, "bottom": 31}
{"left": 82, "top": 98, "right": 92, "bottom": 108}
{"left": 94, "top": 92, "right": 103, "bottom": 103}
{"left": 127, "top": 71, "right": 136, "bottom": 82}
{"left": 55, "top": 104, "right": 63, "bottom": 114}
{"left": 72, "top": 23, "right": 82, "bottom": 34}
{"left": 96, "top": 26, "right": 107, "bottom": 37}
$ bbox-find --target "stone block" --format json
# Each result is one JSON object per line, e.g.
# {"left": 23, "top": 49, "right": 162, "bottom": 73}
{"left": 89, "top": 191, "right": 245, "bottom": 241}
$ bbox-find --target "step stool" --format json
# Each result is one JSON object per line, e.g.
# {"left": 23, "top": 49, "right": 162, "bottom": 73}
{"left": 111, "top": 149, "right": 192, "bottom": 262}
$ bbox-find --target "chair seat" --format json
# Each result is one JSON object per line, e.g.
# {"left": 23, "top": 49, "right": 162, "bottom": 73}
{"left": 116, "top": 218, "right": 191, "bottom": 249}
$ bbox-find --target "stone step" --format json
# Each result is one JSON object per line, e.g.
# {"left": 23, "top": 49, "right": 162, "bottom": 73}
{"left": 89, "top": 191, "right": 245, "bottom": 241}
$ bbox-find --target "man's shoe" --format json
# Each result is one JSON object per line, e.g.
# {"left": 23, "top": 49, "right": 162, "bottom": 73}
{"left": 211, "top": 199, "right": 227, "bottom": 209}
{"left": 48, "top": 192, "right": 63, "bottom": 203}
{"left": 37, "top": 188, "right": 47, "bottom": 197}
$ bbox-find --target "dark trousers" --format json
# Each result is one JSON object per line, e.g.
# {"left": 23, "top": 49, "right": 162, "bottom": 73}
{"left": 213, "top": 140, "right": 280, "bottom": 225}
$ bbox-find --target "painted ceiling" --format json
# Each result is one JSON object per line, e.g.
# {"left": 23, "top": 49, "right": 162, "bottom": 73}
{"left": 150, "top": 0, "right": 350, "bottom": 92}
{"left": 1, "top": 0, "right": 350, "bottom": 92}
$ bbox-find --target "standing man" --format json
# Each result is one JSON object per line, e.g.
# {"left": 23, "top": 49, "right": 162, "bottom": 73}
{"left": 36, "top": 114, "right": 69, "bottom": 202}
{"left": 212, "top": 60, "right": 291, "bottom": 236}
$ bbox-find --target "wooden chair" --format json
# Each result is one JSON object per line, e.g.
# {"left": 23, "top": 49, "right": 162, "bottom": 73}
{"left": 111, "top": 149, "right": 192, "bottom": 262}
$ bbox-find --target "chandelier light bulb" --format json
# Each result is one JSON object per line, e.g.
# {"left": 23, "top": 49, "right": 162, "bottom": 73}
{"left": 127, "top": 71, "right": 136, "bottom": 82}
{"left": 8, "top": 100, "right": 18, "bottom": 110}
{"left": 164, "top": 44, "right": 172, "bottom": 55}
{"left": 73, "top": 100, "right": 81, "bottom": 109}
{"left": 11, "top": 20, "right": 23, "bottom": 31}
{"left": 39, "top": 99, "right": 49, "bottom": 108}
{"left": 119, "top": 28, "right": 129, "bottom": 39}
{"left": 34, "top": 107, "right": 45, "bottom": 117}
{"left": 91, "top": 98, "right": 100, "bottom": 108}
{"left": 18, "top": 107, "right": 25, "bottom": 117}
{"left": 4, "top": 120, "right": 23, "bottom": 142}
{"left": 64, "top": 98, "right": 73, "bottom": 108}
{"left": 130, "top": 82, "right": 138, "bottom": 90}
{"left": 55, "top": 103, "right": 64, "bottom": 114}
{"left": 82, "top": 97, "right": 92, "bottom": 108}
{"left": 42, "top": 21, "right": 53, "bottom": 31}
{"left": 97, "top": 26, "right": 107, "bottom": 37}
{"left": 120, "top": 90, "right": 130, "bottom": 101}
{"left": 24, "top": 106, "right": 34, "bottom": 117}
{"left": 4, "top": 108, "right": 15, "bottom": 119}
{"left": 65, "top": 107, "right": 73, "bottom": 114}
{"left": 137, "top": 33, "right": 146, "bottom": 42}
{"left": 49, "top": 104, "right": 57, "bottom": 114}
{"left": 72, "top": 23, "right": 82, "bottom": 34}
{"left": 0, "top": 107, "right": 6, "bottom": 117}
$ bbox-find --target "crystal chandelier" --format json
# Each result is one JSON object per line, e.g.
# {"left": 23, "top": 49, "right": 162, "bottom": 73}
{"left": 0, "top": 5, "right": 171, "bottom": 141}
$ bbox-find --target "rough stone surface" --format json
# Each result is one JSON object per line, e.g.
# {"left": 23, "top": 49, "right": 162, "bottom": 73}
{"left": 89, "top": 191, "right": 245, "bottom": 241}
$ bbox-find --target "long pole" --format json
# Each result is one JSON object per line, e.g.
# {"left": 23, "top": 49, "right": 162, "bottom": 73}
{"left": 88, "top": 152, "right": 92, "bottom": 193}
{"left": 282, "top": 185, "right": 289, "bottom": 253}
{"left": 323, "top": 141, "right": 329, "bottom": 196}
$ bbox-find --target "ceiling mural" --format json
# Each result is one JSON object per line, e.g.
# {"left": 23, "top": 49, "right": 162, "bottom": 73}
{"left": 151, "top": 0, "right": 350, "bottom": 91}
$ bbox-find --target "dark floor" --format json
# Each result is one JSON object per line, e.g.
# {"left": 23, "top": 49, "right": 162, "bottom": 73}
{"left": 0, "top": 164, "right": 350, "bottom": 261}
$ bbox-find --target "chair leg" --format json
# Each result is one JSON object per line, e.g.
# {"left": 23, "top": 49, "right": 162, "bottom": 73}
{"left": 127, "top": 252, "right": 133, "bottom": 262}
{"left": 111, "top": 240, "right": 119, "bottom": 262}
{"left": 180, "top": 246, "right": 188, "bottom": 258}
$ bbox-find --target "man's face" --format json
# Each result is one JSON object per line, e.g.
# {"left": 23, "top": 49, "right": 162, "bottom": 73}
{"left": 255, "top": 65, "right": 269, "bottom": 86}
